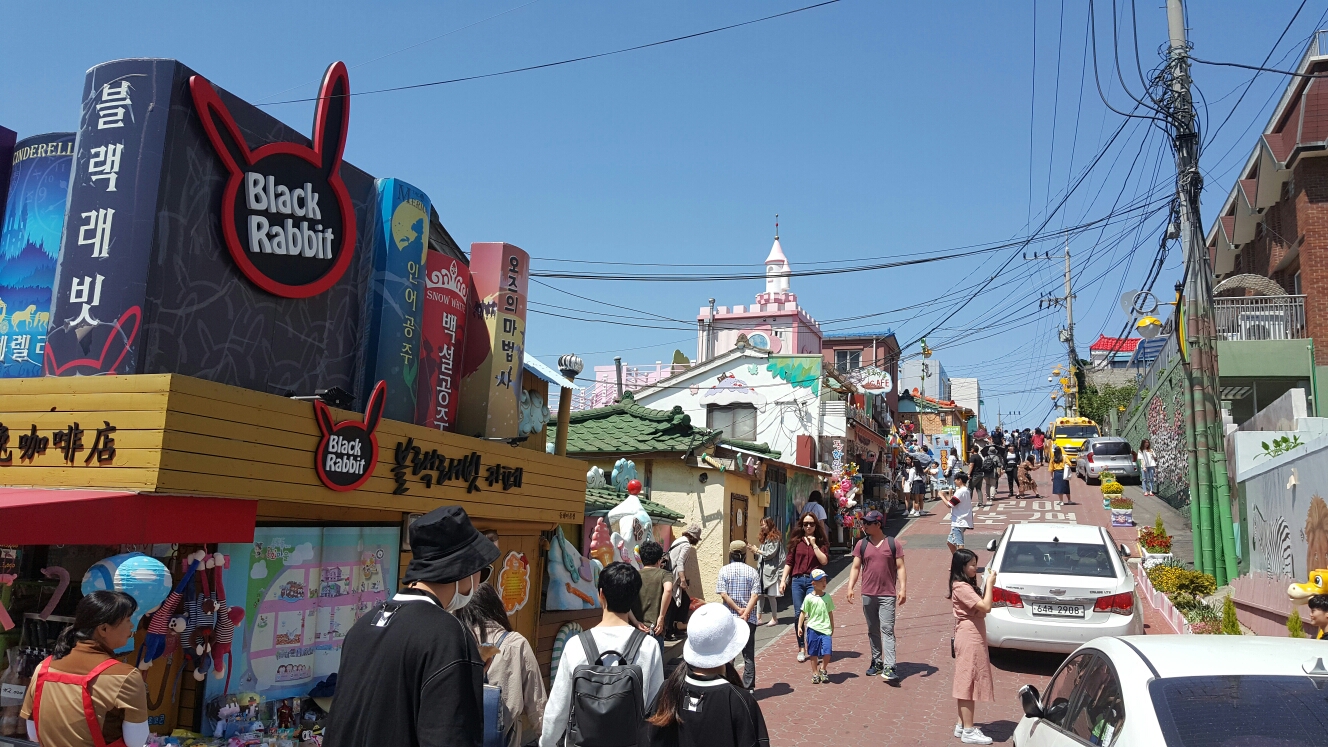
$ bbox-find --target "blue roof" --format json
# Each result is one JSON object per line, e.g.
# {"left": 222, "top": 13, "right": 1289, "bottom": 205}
{"left": 1129, "top": 337, "right": 1167, "bottom": 365}
{"left": 822, "top": 330, "right": 896, "bottom": 340}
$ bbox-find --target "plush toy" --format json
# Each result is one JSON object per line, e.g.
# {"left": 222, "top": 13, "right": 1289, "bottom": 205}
{"left": 140, "top": 551, "right": 207, "bottom": 670}
{"left": 1288, "top": 569, "right": 1328, "bottom": 604}
{"left": 211, "top": 554, "right": 244, "bottom": 691}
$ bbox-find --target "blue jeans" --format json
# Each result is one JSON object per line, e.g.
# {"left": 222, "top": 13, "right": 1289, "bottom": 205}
{"left": 791, "top": 575, "right": 814, "bottom": 650}
{"left": 1142, "top": 467, "right": 1156, "bottom": 494}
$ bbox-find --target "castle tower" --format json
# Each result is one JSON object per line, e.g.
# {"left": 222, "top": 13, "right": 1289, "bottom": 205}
{"left": 764, "top": 235, "right": 791, "bottom": 295}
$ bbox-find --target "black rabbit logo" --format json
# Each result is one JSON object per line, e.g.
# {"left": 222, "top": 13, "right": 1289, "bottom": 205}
{"left": 314, "top": 380, "right": 386, "bottom": 491}
{"left": 190, "top": 62, "right": 356, "bottom": 298}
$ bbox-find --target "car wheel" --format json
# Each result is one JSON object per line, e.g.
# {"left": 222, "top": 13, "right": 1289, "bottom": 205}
{"left": 1087, "top": 474, "right": 1099, "bottom": 486}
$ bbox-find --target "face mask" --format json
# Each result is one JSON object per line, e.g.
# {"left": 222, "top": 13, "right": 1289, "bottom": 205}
{"left": 445, "top": 576, "right": 475, "bottom": 612}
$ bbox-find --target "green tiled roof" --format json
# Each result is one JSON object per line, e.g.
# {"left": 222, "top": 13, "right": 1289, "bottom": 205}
{"left": 550, "top": 391, "right": 723, "bottom": 455}
{"left": 719, "top": 439, "right": 781, "bottom": 459}
{"left": 585, "top": 486, "right": 686, "bottom": 523}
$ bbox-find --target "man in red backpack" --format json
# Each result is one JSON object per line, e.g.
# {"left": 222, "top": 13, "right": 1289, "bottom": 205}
{"left": 845, "top": 510, "right": 907, "bottom": 683}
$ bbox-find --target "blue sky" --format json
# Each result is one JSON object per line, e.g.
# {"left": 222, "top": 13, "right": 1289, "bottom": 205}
{"left": 2, "top": 0, "right": 1318, "bottom": 428}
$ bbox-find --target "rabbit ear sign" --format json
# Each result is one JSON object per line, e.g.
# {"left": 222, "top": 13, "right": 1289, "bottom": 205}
{"left": 312, "top": 61, "right": 350, "bottom": 175}
{"left": 313, "top": 401, "right": 336, "bottom": 436}
{"left": 189, "top": 75, "right": 251, "bottom": 172}
{"left": 363, "top": 380, "right": 387, "bottom": 434}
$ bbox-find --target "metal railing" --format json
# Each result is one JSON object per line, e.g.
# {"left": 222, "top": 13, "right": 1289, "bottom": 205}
{"left": 1124, "top": 331, "right": 1179, "bottom": 420}
{"left": 1213, "top": 295, "right": 1307, "bottom": 341}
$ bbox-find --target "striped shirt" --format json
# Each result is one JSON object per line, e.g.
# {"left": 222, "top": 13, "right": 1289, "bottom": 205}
{"left": 716, "top": 562, "right": 761, "bottom": 624}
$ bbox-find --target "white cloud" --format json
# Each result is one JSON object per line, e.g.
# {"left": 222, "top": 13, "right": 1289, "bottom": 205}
{"left": 287, "top": 543, "right": 315, "bottom": 566}
{"left": 251, "top": 561, "right": 268, "bottom": 579}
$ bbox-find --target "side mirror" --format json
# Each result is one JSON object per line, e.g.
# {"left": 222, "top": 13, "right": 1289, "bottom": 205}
{"left": 986, "top": 538, "right": 1000, "bottom": 552}
{"left": 1119, "top": 544, "right": 1132, "bottom": 558}
{"left": 1018, "top": 685, "right": 1044, "bottom": 719}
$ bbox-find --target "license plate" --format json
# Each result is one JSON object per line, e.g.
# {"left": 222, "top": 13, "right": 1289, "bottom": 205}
{"left": 1032, "top": 604, "right": 1084, "bottom": 617}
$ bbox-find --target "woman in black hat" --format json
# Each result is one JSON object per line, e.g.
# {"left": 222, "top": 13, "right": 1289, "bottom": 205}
{"left": 325, "top": 505, "right": 500, "bottom": 747}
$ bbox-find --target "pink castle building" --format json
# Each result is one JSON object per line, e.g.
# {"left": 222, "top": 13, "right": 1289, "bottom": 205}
{"left": 572, "top": 231, "right": 822, "bottom": 410}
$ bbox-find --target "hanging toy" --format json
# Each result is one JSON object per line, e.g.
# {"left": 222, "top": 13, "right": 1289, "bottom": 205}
{"left": 139, "top": 551, "right": 207, "bottom": 670}
{"left": 188, "top": 556, "right": 217, "bottom": 681}
{"left": 211, "top": 554, "right": 244, "bottom": 693}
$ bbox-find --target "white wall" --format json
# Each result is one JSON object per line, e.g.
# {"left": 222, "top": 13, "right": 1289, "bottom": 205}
{"left": 900, "top": 359, "right": 950, "bottom": 401}
{"left": 633, "top": 351, "right": 820, "bottom": 464}
{"left": 952, "top": 377, "right": 980, "bottom": 425}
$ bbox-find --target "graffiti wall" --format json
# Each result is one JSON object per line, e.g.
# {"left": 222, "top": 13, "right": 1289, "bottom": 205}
{"left": 1122, "top": 359, "right": 1190, "bottom": 510}
{"left": 1243, "top": 438, "right": 1328, "bottom": 583}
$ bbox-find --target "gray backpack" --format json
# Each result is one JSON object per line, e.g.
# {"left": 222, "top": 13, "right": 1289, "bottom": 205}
{"left": 566, "top": 629, "right": 648, "bottom": 747}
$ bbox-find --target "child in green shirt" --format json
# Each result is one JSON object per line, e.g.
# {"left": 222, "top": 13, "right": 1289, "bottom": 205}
{"left": 798, "top": 568, "right": 836, "bottom": 683}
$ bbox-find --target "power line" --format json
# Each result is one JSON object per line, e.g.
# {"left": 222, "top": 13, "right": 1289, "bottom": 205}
{"left": 1202, "top": 0, "right": 1309, "bottom": 146}
{"left": 258, "top": 0, "right": 844, "bottom": 106}
{"left": 1191, "top": 55, "right": 1328, "bottom": 79}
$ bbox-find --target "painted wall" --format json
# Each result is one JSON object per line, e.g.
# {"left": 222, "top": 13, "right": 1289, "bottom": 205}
{"left": 633, "top": 351, "right": 822, "bottom": 468}
{"left": 1241, "top": 432, "right": 1328, "bottom": 584}
{"left": 1121, "top": 357, "right": 1191, "bottom": 510}
{"left": 648, "top": 459, "right": 733, "bottom": 600}
{"left": 695, "top": 305, "right": 824, "bottom": 361}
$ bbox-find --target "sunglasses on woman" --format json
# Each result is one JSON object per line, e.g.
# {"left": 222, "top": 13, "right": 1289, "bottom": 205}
{"left": 802, "top": 521, "right": 816, "bottom": 526}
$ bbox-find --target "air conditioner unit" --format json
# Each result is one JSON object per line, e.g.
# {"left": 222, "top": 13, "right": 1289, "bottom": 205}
{"left": 1237, "top": 310, "right": 1287, "bottom": 340}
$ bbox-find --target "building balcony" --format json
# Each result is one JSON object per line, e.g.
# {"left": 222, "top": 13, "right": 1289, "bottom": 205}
{"left": 1213, "top": 295, "right": 1307, "bottom": 342}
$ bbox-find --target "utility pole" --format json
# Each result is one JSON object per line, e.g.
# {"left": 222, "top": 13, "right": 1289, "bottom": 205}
{"left": 1027, "top": 238, "right": 1078, "bottom": 416}
{"left": 1164, "top": 0, "right": 1238, "bottom": 584}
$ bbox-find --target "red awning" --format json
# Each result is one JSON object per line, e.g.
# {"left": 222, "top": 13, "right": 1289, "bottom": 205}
{"left": 0, "top": 488, "right": 256, "bottom": 545}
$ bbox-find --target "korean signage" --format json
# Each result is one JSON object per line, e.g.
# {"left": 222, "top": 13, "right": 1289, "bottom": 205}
{"left": 361, "top": 178, "right": 428, "bottom": 423}
{"left": 191, "top": 63, "right": 356, "bottom": 298}
{"left": 0, "top": 133, "right": 73, "bottom": 377}
{"left": 456, "top": 242, "right": 529, "bottom": 439}
{"left": 390, "top": 436, "right": 525, "bottom": 496}
{"left": 46, "top": 60, "right": 173, "bottom": 376}
{"left": 416, "top": 250, "right": 471, "bottom": 431}
{"left": 0, "top": 419, "right": 117, "bottom": 465}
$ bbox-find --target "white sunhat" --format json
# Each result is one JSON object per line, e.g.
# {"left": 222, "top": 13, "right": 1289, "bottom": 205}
{"left": 683, "top": 603, "right": 752, "bottom": 669}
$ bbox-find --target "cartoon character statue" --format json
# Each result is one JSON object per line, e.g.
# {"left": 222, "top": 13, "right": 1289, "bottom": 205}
{"left": 1288, "top": 569, "right": 1328, "bottom": 605}
{"left": 544, "top": 526, "right": 600, "bottom": 610}
{"left": 607, "top": 486, "right": 653, "bottom": 570}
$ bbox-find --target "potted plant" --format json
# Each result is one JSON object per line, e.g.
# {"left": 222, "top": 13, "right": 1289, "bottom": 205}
{"left": 1101, "top": 475, "right": 1124, "bottom": 510}
{"left": 1139, "top": 516, "right": 1173, "bottom": 567}
{"left": 1110, "top": 497, "right": 1134, "bottom": 527}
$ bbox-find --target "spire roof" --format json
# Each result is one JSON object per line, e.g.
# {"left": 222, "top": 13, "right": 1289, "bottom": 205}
{"left": 765, "top": 237, "right": 788, "bottom": 265}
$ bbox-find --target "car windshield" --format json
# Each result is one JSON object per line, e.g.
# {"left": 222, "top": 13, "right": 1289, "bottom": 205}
{"left": 1151, "top": 675, "right": 1328, "bottom": 746}
{"left": 1093, "top": 441, "right": 1132, "bottom": 456}
{"left": 998, "top": 541, "right": 1117, "bottom": 577}
{"left": 1054, "top": 425, "right": 1099, "bottom": 439}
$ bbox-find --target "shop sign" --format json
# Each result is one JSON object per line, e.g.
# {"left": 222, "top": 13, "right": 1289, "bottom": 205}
{"left": 456, "top": 242, "right": 529, "bottom": 438}
{"left": 190, "top": 62, "right": 356, "bottom": 299}
{"left": 0, "top": 420, "right": 117, "bottom": 465}
{"left": 848, "top": 366, "right": 893, "bottom": 394}
{"left": 390, "top": 436, "right": 524, "bottom": 496}
{"left": 416, "top": 251, "right": 472, "bottom": 431}
{"left": 312, "top": 381, "right": 384, "bottom": 491}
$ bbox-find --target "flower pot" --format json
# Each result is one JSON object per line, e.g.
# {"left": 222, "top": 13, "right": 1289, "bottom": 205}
{"left": 1140, "top": 547, "right": 1173, "bottom": 569}
{"left": 1111, "top": 508, "right": 1134, "bottom": 527}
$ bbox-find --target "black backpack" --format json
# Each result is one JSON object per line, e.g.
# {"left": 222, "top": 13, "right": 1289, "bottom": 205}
{"left": 567, "top": 629, "right": 648, "bottom": 747}
{"left": 982, "top": 452, "right": 1001, "bottom": 473}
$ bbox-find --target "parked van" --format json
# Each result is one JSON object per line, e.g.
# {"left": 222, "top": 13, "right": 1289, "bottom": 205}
{"left": 1048, "top": 417, "right": 1100, "bottom": 466}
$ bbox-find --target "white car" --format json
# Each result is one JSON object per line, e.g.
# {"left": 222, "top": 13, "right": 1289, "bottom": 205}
{"left": 984, "top": 523, "right": 1143, "bottom": 653}
{"left": 1012, "top": 635, "right": 1328, "bottom": 746}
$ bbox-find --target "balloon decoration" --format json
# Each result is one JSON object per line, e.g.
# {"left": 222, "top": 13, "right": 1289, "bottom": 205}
{"left": 832, "top": 461, "right": 863, "bottom": 509}
{"left": 82, "top": 553, "right": 173, "bottom": 653}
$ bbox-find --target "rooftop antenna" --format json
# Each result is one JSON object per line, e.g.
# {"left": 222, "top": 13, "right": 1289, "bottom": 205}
{"left": 775, "top": 213, "right": 779, "bottom": 239}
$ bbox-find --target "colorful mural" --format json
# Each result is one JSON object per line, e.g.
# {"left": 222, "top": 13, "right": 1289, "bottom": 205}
{"left": 766, "top": 356, "right": 821, "bottom": 395}
{"left": 1124, "top": 358, "right": 1190, "bottom": 511}
{"left": 1244, "top": 437, "right": 1328, "bottom": 585}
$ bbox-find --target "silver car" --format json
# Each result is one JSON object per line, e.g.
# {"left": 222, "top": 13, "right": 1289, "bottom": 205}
{"left": 1075, "top": 437, "right": 1139, "bottom": 484}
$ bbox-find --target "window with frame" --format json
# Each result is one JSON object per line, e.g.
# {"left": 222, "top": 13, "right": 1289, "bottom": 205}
{"left": 707, "top": 404, "right": 757, "bottom": 441}
{"left": 835, "top": 349, "right": 861, "bottom": 372}
{"left": 1040, "top": 652, "right": 1094, "bottom": 727}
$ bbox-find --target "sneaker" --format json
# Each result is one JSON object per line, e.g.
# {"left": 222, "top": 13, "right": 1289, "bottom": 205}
{"left": 812, "top": 672, "right": 825, "bottom": 684}
{"left": 961, "top": 727, "right": 993, "bottom": 745}
{"left": 953, "top": 723, "right": 963, "bottom": 738}
{"left": 881, "top": 666, "right": 898, "bottom": 682}
{"left": 797, "top": 651, "right": 807, "bottom": 663}
{"left": 866, "top": 661, "right": 882, "bottom": 677}
{"left": 818, "top": 669, "right": 829, "bottom": 683}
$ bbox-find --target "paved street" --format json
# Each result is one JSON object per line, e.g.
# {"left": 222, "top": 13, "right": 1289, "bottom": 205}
{"left": 747, "top": 466, "right": 1172, "bottom": 745}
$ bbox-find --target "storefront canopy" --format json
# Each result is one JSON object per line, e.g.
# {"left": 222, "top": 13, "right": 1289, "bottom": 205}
{"left": 0, "top": 488, "right": 256, "bottom": 545}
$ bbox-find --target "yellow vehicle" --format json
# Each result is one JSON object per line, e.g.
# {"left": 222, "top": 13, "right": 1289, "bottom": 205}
{"left": 1048, "top": 417, "right": 1101, "bottom": 465}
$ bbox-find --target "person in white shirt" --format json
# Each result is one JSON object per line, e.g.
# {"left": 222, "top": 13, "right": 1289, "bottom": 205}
{"left": 1137, "top": 438, "right": 1158, "bottom": 496}
{"left": 946, "top": 473, "right": 975, "bottom": 554}
{"left": 540, "top": 562, "right": 664, "bottom": 747}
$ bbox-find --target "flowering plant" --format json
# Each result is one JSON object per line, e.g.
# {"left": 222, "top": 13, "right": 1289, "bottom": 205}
{"left": 1139, "top": 527, "right": 1172, "bottom": 553}
{"left": 1109, "top": 497, "right": 1134, "bottom": 510}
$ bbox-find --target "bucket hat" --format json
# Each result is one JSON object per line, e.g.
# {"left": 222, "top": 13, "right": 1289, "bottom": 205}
{"left": 683, "top": 603, "right": 752, "bottom": 669}
{"left": 402, "top": 506, "right": 500, "bottom": 585}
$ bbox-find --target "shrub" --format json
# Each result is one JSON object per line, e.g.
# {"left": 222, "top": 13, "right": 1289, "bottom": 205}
{"left": 1101, "top": 481, "right": 1125, "bottom": 495}
{"left": 1148, "top": 564, "right": 1216, "bottom": 596}
{"left": 1109, "top": 497, "right": 1134, "bottom": 509}
{"left": 1288, "top": 609, "right": 1308, "bottom": 638}
{"left": 1190, "top": 619, "right": 1222, "bottom": 635}
{"left": 1154, "top": 515, "right": 1166, "bottom": 537}
{"left": 1221, "top": 595, "right": 1241, "bottom": 635}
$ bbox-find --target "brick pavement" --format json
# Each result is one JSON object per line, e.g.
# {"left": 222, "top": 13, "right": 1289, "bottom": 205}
{"left": 751, "top": 466, "right": 1166, "bottom": 745}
